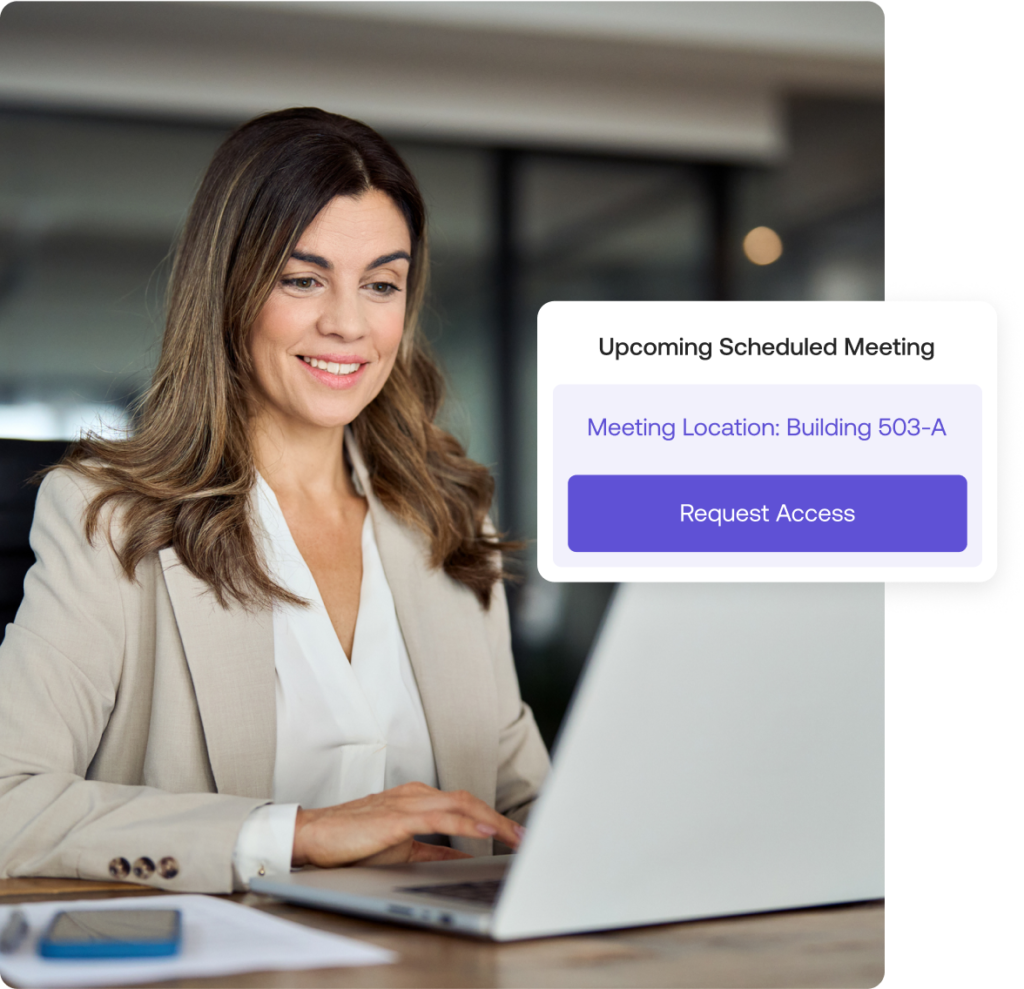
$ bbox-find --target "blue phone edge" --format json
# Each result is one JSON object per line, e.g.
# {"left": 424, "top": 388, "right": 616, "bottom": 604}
{"left": 37, "top": 909, "right": 182, "bottom": 960}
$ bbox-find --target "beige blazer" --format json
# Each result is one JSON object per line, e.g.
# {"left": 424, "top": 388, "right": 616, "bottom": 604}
{"left": 0, "top": 441, "right": 549, "bottom": 893}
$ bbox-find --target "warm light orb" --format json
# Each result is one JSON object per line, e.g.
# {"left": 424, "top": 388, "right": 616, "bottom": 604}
{"left": 743, "top": 226, "right": 784, "bottom": 265}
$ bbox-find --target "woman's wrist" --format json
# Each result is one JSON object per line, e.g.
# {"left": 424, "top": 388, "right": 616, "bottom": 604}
{"left": 291, "top": 806, "right": 318, "bottom": 868}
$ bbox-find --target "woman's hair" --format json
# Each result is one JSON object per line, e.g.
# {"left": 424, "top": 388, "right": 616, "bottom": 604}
{"left": 61, "top": 107, "right": 511, "bottom": 608}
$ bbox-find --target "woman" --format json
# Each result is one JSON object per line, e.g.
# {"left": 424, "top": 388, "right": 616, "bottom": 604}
{"left": 0, "top": 108, "right": 549, "bottom": 893}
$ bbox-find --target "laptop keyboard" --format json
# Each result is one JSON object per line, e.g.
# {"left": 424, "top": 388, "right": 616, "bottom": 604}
{"left": 397, "top": 879, "right": 504, "bottom": 906}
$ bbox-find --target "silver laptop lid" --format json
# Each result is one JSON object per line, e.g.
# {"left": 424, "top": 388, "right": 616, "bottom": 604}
{"left": 493, "top": 582, "right": 883, "bottom": 940}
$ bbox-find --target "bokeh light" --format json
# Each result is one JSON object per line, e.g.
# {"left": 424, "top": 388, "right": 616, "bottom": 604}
{"left": 743, "top": 226, "right": 784, "bottom": 265}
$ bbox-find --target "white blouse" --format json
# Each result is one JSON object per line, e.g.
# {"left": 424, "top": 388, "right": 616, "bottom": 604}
{"left": 232, "top": 475, "right": 438, "bottom": 885}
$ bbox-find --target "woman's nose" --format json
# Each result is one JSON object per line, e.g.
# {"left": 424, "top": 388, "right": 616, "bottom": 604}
{"left": 317, "top": 290, "right": 365, "bottom": 339}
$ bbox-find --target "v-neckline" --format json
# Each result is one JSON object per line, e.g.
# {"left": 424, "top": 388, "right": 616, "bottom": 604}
{"left": 255, "top": 474, "right": 369, "bottom": 666}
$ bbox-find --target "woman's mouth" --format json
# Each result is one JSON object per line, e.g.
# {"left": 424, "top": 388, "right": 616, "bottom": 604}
{"left": 300, "top": 355, "right": 362, "bottom": 376}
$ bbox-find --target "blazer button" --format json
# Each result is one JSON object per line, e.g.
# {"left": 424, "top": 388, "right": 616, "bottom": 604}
{"left": 132, "top": 857, "right": 156, "bottom": 880}
{"left": 108, "top": 857, "right": 130, "bottom": 879}
{"left": 158, "top": 857, "right": 180, "bottom": 880}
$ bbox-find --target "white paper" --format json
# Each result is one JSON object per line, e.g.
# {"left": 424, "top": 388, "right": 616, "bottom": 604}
{"left": 0, "top": 894, "right": 395, "bottom": 988}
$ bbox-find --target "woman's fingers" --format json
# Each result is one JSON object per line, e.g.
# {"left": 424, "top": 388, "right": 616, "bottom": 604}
{"left": 359, "top": 785, "right": 522, "bottom": 848}
{"left": 427, "top": 789, "right": 525, "bottom": 850}
{"left": 418, "top": 807, "right": 520, "bottom": 850}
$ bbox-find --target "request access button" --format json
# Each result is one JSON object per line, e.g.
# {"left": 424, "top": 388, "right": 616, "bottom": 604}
{"left": 567, "top": 475, "right": 968, "bottom": 553}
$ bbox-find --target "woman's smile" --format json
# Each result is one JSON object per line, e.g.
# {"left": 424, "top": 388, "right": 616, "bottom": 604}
{"left": 298, "top": 354, "right": 368, "bottom": 387}
{"left": 300, "top": 355, "right": 363, "bottom": 377}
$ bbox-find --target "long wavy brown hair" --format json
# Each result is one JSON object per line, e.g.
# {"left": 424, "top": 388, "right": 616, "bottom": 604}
{"left": 61, "top": 107, "right": 510, "bottom": 608}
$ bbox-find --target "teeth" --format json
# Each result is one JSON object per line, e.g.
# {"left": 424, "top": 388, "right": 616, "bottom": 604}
{"left": 302, "top": 356, "right": 360, "bottom": 376}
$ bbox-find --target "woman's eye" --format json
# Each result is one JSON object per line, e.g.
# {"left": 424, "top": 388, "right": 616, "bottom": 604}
{"left": 282, "top": 276, "right": 318, "bottom": 290}
{"left": 367, "top": 281, "right": 400, "bottom": 296}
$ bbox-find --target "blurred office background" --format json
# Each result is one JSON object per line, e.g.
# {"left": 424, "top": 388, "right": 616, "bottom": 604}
{"left": 0, "top": 2, "right": 883, "bottom": 744}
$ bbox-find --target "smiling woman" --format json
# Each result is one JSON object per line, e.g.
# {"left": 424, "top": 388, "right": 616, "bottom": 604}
{"left": 0, "top": 109, "right": 549, "bottom": 891}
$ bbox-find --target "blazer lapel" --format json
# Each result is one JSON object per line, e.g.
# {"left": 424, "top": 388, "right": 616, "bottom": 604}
{"left": 158, "top": 547, "right": 276, "bottom": 799}
{"left": 348, "top": 433, "right": 499, "bottom": 814}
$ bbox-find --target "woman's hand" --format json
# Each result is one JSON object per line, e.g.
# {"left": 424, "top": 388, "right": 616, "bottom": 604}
{"left": 291, "top": 782, "right": 526, "bottom": 868}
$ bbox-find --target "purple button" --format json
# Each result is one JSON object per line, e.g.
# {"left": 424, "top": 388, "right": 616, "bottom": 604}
{"left": 568, "top": 475, "right": 968, "bottom": 552}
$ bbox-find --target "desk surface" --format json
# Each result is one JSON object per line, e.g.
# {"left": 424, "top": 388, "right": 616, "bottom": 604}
{"left": 0, "top": 878, "right": 883, "bottom": 988}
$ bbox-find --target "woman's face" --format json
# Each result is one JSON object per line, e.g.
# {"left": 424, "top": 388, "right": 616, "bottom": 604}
{"left": 248, "top": 190, "right": 411, "bottom": 437}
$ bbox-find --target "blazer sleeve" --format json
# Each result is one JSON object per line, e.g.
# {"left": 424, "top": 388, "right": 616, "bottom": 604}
{"left": 483, "top": 577, "right": 551, "bottom": 826}
{"left": 0, "top": 470, "right": 267, "bottom": 893}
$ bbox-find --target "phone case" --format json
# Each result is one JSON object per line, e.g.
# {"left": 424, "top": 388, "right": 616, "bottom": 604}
{"left": 38, "top": 909, "right": 182, "bottom": 959}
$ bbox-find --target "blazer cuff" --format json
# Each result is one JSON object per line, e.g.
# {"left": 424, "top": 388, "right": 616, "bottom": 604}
{"left": 231, "top": 802, "right": 299, "bottom": 890}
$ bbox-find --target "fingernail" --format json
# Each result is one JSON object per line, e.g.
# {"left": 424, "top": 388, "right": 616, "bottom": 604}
{"left": 513, "top": 824, "right": 526, "bottom": 840}
{"left": 476, "top": 823, "right": 498, "bottom": 836}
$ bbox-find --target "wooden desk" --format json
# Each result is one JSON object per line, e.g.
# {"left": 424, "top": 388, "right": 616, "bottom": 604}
{"left": 0, "top": 878, "right": 882, "bottom": 988}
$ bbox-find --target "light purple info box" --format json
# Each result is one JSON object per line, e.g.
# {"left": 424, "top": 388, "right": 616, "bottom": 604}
{"left": 552, "top": 384, "right": 982, "bottom": 569}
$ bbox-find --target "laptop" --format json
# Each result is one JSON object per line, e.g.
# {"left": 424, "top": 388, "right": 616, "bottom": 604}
{"left": 251, "top": 582, "right": 883, "bottom": 940}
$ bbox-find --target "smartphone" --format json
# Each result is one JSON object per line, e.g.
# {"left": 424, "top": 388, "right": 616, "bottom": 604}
{"left": 38, "top": 908, "right": 182, "bottom": 959}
